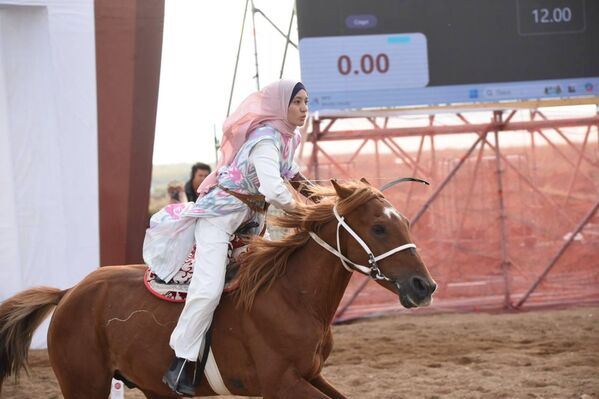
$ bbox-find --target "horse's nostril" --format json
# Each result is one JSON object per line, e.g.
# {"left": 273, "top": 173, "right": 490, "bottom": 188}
{"left": 411, "top": 276, "right": 428, "bottom": 299}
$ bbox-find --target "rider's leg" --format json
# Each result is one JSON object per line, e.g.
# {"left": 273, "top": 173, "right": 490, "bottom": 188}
{"left": 164, "top": 209, "right": 249, "bottom": 395}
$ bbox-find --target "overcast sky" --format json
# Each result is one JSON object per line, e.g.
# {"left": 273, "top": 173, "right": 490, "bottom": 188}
{"left": 153, "top": 0, "right": 300, "bottom": 165}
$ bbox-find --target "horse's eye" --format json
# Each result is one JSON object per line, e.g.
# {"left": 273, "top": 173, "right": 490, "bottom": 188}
{"left": 371, "top": 224, "right": 386, "bottom": 236}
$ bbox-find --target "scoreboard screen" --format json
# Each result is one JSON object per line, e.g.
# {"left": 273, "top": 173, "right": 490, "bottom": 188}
{"left": 297, "top": 0, "right": 599, "bottom": 110}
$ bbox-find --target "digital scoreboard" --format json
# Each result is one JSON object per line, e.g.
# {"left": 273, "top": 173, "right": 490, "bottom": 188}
{"left": 297, "top": 0, "right": 599, "bottom": 111}
{"left": 300, "top": 33, "right": 429, "bottom": 92}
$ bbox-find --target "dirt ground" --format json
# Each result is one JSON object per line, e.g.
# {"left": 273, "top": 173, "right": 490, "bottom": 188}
{"left": 2, "top": 306, "right": 597, "bottom": 399}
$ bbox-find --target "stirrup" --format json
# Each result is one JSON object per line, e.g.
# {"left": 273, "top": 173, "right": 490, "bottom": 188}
{"left": 162, "top": 357, "right": 197, "bottom": 397}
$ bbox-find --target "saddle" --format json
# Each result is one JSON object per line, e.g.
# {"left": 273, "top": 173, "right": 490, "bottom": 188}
{"left": 144, "top": 220, "right": 258, "bottom": 302}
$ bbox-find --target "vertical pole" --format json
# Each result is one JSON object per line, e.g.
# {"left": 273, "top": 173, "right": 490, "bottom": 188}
{"left": 529, "top": 129, "right": 537, "bottom": 184}
{"left": 406, "top": 115, "right": 433, "bottom": 209}
{"left": 429, "top": 134, "right": 436, "bottom": 226}
{"left": 596, "top": 105, "right": 599, "bottom": 152}
{"left": 213, "top": 124, "right": 219, "bottom": 163}
{"left": 564, "top": 126, "right": 591, "bottom": 206}
{"left": 310, "top": 119, "right": 321, "bottom": 180}
{"left": 279, "top": 7, "right": 295, "bottom": 78}
{"left": 374, "top": 138, "right": 381, "bottom": 183}
{"left": 405, "top": 135, "right": 426, "bottom": 211}
{"left": 250, "top": 0, "right": 260, "bottom": 90}
{"left": 430, "top": 134, "right": 436, "bottom": 179}
{"left": 529, "top": 117, "right": 539, "bottom": 212}
{"left": 227, "top": 0, "right": 250, "bottom": 117}
{"left": 95, "top": 0, "right": 164, "bottom": 265}
{"left": 492, "top": 111, "right": 512, "bottom": 309}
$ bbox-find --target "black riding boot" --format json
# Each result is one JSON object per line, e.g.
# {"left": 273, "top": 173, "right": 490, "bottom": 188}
{"left": 162, "top": 356, "right": 197, "bottom": 397}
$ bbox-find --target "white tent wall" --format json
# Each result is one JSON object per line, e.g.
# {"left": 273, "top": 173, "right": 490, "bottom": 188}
{"left": 0, "top": 0, "right": 98, "bottom": 348}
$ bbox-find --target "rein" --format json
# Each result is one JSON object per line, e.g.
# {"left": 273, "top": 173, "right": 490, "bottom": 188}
{"left": 309, "top": 204, "right": 416, "bottom": 282}
{"left": 217, "top": 185, "right": 268, "bottom": 213}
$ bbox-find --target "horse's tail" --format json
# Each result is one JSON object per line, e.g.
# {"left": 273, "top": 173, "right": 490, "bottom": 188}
{"left": 0, "top": 287, "right": 67, "bottom": 384}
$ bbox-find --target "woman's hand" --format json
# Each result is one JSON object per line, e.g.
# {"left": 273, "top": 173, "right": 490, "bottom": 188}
{"left": 290, "top": 173, "right": 321, "bottom": 203}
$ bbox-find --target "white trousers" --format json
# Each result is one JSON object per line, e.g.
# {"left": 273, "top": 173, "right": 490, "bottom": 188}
{"left": 169, "top": 208, "right": 250, "bottom": 361}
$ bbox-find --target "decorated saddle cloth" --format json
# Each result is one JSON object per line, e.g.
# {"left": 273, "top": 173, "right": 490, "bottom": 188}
{"left": 143, "top": 202, "right": 265, "bottom": 302}
{"left": 144, "top": 233, "right": 250, "bottom": 302}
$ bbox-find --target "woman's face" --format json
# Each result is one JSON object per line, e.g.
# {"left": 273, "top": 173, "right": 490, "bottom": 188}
{"left": 287, "top": 89, "right": 309, "bottom": 127}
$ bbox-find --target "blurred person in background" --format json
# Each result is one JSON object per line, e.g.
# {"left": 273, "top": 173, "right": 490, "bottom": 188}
{"left": 184, "top": 162, "right": 211, "bottom": 202}
{"left": 167, "top": 181, "right": 188, "bottom": 204}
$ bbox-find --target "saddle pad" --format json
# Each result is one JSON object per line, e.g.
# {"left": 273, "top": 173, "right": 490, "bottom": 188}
{"left": 144, "top": 236, "right": 248, "bottom": 302}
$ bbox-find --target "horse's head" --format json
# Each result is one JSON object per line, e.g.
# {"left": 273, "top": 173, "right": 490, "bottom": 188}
{"left": 329, "top": 180, "right": 436, "bottom": 309}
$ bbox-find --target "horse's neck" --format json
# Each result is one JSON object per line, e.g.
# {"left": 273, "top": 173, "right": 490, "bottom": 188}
{"left": 283, "top": 221, "right": 353, "bottom": 325}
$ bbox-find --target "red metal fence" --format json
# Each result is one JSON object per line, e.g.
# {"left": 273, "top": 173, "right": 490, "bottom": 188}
{"left": 298, "top": 106, "right": 599, "bottom": 321}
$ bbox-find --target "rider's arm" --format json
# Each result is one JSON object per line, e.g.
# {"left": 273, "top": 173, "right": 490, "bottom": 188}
{"left": 249, "top": 140, "right": 296, "bottom": 212}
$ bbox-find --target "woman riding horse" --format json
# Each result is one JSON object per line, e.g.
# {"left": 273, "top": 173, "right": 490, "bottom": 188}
{"left": 0, "top": 179, "right": 436, "bottom": 398}
{"left": 143, "top": 79, "right": 313, "bottom": 395}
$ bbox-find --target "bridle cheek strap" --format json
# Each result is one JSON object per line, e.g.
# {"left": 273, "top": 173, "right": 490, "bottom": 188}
{"left": 309, "top": 232, "right": 372, "bottom": 275}
{"left": 309, "top": 204, "right": 417, "bottom": 282}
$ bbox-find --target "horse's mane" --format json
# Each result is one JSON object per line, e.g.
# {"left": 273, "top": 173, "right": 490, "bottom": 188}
{"left": 235, "top": 181, "right": 383, "bottom": 310}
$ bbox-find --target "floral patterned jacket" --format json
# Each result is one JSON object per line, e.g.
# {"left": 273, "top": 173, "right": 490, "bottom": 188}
{"left": 181, "top": 125, "right": 300, "bottom": 218}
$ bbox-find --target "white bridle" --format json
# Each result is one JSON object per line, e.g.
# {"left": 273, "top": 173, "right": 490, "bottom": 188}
{"left": 309, "top": 205, "right": 416, "bottom": 281}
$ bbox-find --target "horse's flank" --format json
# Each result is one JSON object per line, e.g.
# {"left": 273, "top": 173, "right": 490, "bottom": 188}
{"left": 236, "top": 181, "right": 384, "bottom": 310}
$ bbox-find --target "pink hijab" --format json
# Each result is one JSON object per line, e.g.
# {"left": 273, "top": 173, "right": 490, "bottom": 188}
{"left": 198, "top": 79, "right": 302, "bottom": 195}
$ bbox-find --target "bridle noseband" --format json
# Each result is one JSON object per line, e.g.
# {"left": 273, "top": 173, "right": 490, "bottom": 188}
{"left": 309, "top": 204, "right": 416, "bottom": 282}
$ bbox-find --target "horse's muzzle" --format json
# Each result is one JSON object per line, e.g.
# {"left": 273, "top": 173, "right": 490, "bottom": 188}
{"left": 398, "top": 276, "right": 437, "bottom": 308}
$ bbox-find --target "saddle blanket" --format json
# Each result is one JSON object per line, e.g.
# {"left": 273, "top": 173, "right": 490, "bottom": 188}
{"left": 144, "top": 235, "right": 248, "bottom": 302}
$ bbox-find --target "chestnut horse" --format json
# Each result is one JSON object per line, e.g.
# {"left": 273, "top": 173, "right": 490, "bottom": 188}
{"left": 0, "top": 180, "right": 436, "bottom": 398}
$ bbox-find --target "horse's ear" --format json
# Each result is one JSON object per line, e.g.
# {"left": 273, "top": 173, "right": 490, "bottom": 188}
{"left": 360, "top": 177, "right": 371, "bottom": 186}
{"left": 331, "top": 179, "right": 353, "bottom": 199}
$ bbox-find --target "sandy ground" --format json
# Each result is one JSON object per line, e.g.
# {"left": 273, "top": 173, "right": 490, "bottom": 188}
{"left": 2, "top": 306, "right": 597, "bottom": 399}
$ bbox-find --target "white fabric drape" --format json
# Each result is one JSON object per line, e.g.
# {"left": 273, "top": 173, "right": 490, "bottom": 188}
{"left": 0, "top": 1, "right": 98, "bottom": 349}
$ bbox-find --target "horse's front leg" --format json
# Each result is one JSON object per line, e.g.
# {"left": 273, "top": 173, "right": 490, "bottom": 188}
{"left": 310, "top": 374, "right": 348, "bottom": 399}
{"left": 264, "top": 369, "right": 332, "bottom": 399}
{"left": 272, "top": 379, "right": 332, "bottom": 399}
